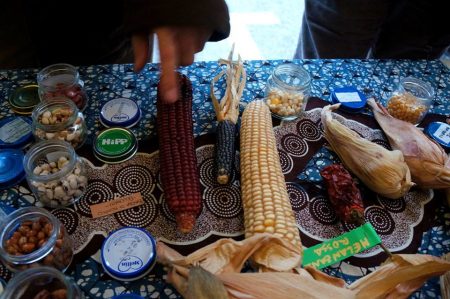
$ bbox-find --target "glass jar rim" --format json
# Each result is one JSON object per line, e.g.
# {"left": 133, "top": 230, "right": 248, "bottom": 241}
{"left": 0, "top": 266, "right": 75, "bottom": 299}
{"left": 399, "top": 76, "right": 435, "bottom": 99}
{"left": 32, "top": 97, "right": 80, "bottom": 132}
{"left": 37, "top": 63, "right": 79, "bottom": 90}
{"left": 272, "top": 63, "right": 311, "bottom": 90}
{"left": 23, "top": 140, "right": 77, "bottom": 182}
{"left": 0, "top": 207, "right": 60, "bottom": 265}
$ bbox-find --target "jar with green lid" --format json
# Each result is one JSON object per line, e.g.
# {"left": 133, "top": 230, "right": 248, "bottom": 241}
{"left": 31, "top": 97, "right": 86, "bottom": 149}
{"left": 8, "top": 85, "right": 41, "bottom": 115}
{"left": 93, "top": 127, "right": 138, "bottom": 164}
{"left": 265, "top": 63, "right": 311, "bottom": 120}
{"left": 0, "top": 266, "right": 82, "bottom": 299}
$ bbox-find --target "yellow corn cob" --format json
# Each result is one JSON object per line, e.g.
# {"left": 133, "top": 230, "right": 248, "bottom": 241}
{"left": 240, "top": 100, "right": 302, "bottom": 249}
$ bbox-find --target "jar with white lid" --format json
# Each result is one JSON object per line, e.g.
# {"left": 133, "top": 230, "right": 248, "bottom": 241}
{"left": 37, "top": 63, "right": 89, "bottom": 111}
{"left": 0, "top": 207, "right": 73, "bottom": 272}
{"left": 0, "top": 266, "right": 82, "bottom": 299}
{"left": 386, "top": 77, "right": 434, "bottom": 125}
{"left": 23, "top": 140, "right": 88, "bottom": 208}
{"left": 101, "top": 227, "right": 157, "bottom": 281}
{"left": 265, "top": 63, "right": 311, "bottom": 120}
{"left": 32, "top": 97, "right": 86, "bottom": 149}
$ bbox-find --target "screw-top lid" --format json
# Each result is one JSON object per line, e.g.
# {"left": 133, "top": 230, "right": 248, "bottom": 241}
{"left": 425, "top": 122, "right": 450, "bottom": 151}
{"left": 0, "top": 116, "right": 33, "bottom": 149}
{"left": 0, "top": 149, "right": 25, "bottom": 190}
{"left": 8, "top": 85, "right": 40, "bottom": 115}
{"left": 100, "top": 98, "right": 141, "bottom": 128}
{"left": 93, "top": 127, "right": 138, "bottom": 164}
{"left": 331, "top": 86, "right": 367, "bottom": 113}
{"left": 101, "top": 227, "right": 156, "bottom": 281}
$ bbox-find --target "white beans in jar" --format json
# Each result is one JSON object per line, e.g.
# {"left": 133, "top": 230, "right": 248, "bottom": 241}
{"left": 32, "top": 97, "right": 86, "bottom": 149}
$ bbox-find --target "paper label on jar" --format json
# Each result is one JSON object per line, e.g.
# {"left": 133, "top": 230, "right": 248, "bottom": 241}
{"left": 0, "top": 118, "right": 31, "bottom": 143}
{"left": 335, "top": 92, "right": 362, "bottom": 103}
{"left": 433, "top": 124, "right": 450, "bottom": 144}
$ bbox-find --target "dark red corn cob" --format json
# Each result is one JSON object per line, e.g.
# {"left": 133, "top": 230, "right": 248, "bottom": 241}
{"left": 320, "top": 164, "right": 365, "bottom": 225}
{"left": 157, "top": 74, "right": 202, "bottom": 233}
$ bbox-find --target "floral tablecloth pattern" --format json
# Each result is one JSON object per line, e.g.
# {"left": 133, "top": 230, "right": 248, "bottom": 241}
{"left": 0, "top": 59, "right": 449, "bottom": 298}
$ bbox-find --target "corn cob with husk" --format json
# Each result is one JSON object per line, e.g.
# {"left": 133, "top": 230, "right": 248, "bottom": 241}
{"left": 240, "top": 100, "right": 302, "bottom": 266}
{"left": 211, "top": 45, "right": 246, "bottom": 184}
{"left": 157, "top": 74, "right": 202, "bottom": 233}
{"left": 321, "top": 103, "right": 413, "bottom": 199}
{"left": 367, "top": 98, "right": 450, "bottom": 189}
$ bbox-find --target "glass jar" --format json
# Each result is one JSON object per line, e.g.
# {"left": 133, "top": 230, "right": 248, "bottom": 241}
{"left": 32, "top": 97, "right": 87, "bottom": 149}
{"left": 386, "top": 77, "right": 434, "bottom": 125}
{"left": 23, "top": 140, "right": 88, "bottom": 208}
{"left": 265, "top": 63, "right": 311, "bottom": 120}
{"left": 0, "top": 266, "right": 82, "bottom": 299}
{"left": 37, "top": 63, "right": 89, "bottom": 111}
{"left": 0, "top": 207, "right": 73, "bottom": 272}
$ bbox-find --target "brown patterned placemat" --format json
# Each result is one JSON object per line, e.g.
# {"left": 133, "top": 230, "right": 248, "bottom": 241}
{"left": 49, "top": 98, "right": 440, "bottom": 269}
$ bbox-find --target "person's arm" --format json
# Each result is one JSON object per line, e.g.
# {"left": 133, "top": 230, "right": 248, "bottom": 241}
{"left": 124, "top": 0, "right": 230, "bottom": 103}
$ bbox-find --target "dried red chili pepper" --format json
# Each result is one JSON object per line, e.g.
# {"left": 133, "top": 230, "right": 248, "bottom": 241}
{"left": 320, "top": 164, "right": 365, "bottom": 225}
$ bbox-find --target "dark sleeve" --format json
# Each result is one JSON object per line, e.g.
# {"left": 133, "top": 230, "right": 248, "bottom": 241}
{"left": 124, "top": 0, "right": 230, "bottom": 41}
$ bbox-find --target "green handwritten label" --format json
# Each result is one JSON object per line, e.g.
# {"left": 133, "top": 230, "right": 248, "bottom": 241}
{"left": 303, "top": 223, "right": 381, "bottom": 269}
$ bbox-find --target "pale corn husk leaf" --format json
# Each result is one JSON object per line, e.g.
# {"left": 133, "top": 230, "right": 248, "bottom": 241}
{"left": 157, "top": 233, "right": 301, "bottom": 275}
{"left": 187, "top": 266, "right": 229, "bottom": 299}
{"left": 349, "top": 254, "right": 450, "bottom": 299}
{"left": 368, "top": 98, "right": 450, "bottom": 189}
{"left": 441, "top": 253, "right": 450, "bottom": 299}
{"left": 321, "top": 104, "right": 413, "bottom": 199}
{"left": 220, "top": 272, "right": 355, "bottom": 299}
{"left": 157, "top": 236, "right": 450, "bottom": 299}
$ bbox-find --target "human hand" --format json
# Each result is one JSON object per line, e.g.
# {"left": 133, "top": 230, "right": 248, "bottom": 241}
{"left": 132, "top": 27, "right": 211, "bottom": 103}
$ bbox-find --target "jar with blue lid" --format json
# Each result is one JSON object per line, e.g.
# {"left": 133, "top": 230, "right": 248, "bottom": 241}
{"left": 101, "top": 227, "right": 157, "bottom": 281}
{"left": 0, "top": 116, "right": 33, "bottom": 150}
{"left": 425, "top": 122, "right": 450, "bottom": 151}
{"left": 100, "top": 98, "right": 141, "bottom": 128}
{"left": 330, "top": 86, "right": 367, "bottom": 113}
{"left": 0, "top": 149, "right": 25, "bottom": 190}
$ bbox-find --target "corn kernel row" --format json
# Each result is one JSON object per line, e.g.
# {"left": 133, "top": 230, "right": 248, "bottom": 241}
{"left": 240, "top": 100, "right": 301, "bottom": 249}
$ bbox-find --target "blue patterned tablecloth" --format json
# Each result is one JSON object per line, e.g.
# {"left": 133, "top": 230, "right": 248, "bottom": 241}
{"left": 0, "top": 59, "right": 449, "bottom": 298}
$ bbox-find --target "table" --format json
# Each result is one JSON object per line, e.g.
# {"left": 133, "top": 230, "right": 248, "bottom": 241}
{"left": 0, "top": 59, "right": 449, "bottom": 298}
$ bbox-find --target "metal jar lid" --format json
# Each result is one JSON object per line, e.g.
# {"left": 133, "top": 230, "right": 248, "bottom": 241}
{"left": 101, "top": 227, "right": 157, "bottom": 281}
{"left": 8, "top": 85, "right": 41, "bottom": 115}
{"left": 0, "top": 149, "right": 25, "bottom": 190}
{"left": 100, "top": 98, "right": 141, "bottom": 128}
{"left": 93, "top": 127, "right": 138, "bottom": 164}
{"left": 425, "top": 121, "right": 450, "bottom": 151}
{"left": 331, "top": 86, "right": 367, "bottom": 113}
{"left": 0, "top": 116, "right": 33, "bottom": 149}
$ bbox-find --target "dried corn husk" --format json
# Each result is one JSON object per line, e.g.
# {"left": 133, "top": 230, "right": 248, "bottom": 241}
{"left": 368, "top": 98, "right": 450, "bottom": 189}
{"left": 157, "top": 235, "right": 450, "bottom": 299}
{"left": 321, "top": 104, "right": 413, "bottom": 199}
